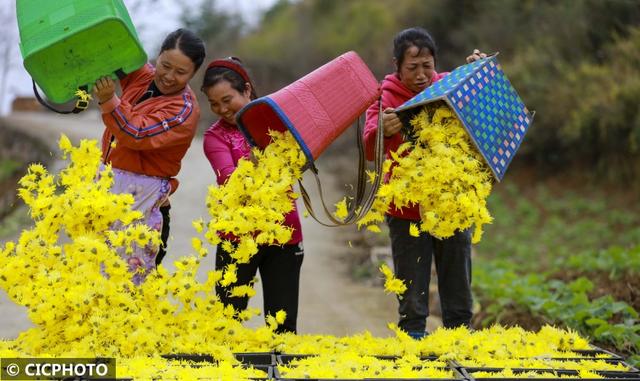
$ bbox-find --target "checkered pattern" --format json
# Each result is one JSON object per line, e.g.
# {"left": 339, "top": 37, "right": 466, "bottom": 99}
{"left": 395, "top": 55, "right": 533, "bottom": 181}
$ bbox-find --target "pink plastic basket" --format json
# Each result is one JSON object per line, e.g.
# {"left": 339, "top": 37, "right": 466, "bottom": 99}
{"left": 236, "top": 51, "right": 380, "bottom": 169}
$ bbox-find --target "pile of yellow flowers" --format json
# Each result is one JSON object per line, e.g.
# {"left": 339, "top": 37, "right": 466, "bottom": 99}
{"left": 115, "top": 357, "right": 269, "bottom": 380}
{"left": 0, "top": 136, "right": 634, "bottom": 379}
{"left": 0, "top": 136, "right": 283, "bottom": 372}
{"left": 458, "top": 357, "right": 631, "bottom": 372}
{"left": 276, "top": 352, "right": 453, "bottom": 379}
{"left": 201, "top": 130, "right": 306, "bottom": 267}
{"left": 356, "top": 103, "right": 494, "bottom": 243}
{"left": 470, "top": 369, "right": 599, "bottom": 379}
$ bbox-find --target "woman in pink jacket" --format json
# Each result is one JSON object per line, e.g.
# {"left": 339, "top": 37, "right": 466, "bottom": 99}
{"left": 364, "top": 27, "right": 485, "bottom": 339}
{"left": 201, "top": 57, "right": 304, "bottom": 334}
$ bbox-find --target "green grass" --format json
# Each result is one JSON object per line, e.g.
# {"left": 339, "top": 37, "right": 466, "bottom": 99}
{"left": 473, "top": 182, "right": 640, "bottom": 363}
{"left": 476, "top": 182, "right": 640, "bottom": 272}
{"left": 474, "top": 260, "right": 640, "bottom": 364}
{"left": 0, "top": 204, "right": 32, "bottom": 240}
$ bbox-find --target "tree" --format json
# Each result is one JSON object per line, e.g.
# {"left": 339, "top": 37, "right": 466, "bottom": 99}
{"left": 180, "top": 0, "right": 243, "bottom": 55}
{"left": 0, "top": 2, "right": 18, "bottom": 115}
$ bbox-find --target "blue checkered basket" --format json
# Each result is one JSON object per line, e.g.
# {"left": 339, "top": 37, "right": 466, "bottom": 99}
{"left": 394, "top": 54, "right": 533, "bottom": 181}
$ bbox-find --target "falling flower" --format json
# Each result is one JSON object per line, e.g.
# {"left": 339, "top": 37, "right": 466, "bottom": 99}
{"left": 334, "top": 198, "right": 349, "bottom": 219}
{"left": 379, "top": 263, "right": 407, "bottom": 296}
{"left": 358, "top": 104, "right": 493, "bottom": 243}
{"left": 409, "top": 223, "right": 420, "bottom": 237}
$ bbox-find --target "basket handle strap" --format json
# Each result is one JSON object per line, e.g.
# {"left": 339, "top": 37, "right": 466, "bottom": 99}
{"left": 298, "top": 99, "right": 385, "bottom": 227}
{"left": 32, "top": 69, "right": 126, "bottom": 115}
{"left": 32, "top": 80, "right": 89, "bottom": 114}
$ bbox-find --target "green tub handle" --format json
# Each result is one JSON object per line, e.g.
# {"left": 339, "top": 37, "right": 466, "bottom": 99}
{"left": 32, "top": 68, "right": 127, "bottom": 114}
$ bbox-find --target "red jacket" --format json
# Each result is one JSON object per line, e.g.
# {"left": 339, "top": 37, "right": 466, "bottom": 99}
{"left": 99, "top": 64, "right": 200, "bottom": 193}
{"left": 363, "top": 71, "right": 447, "bottom": 220}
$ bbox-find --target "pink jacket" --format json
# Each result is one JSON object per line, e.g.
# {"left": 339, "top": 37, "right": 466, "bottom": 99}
{"left": 203, "top": 119, "right": 303, "bottom": 244}
{"left": 363, "top": 71, "right": 448, "bottom": 221}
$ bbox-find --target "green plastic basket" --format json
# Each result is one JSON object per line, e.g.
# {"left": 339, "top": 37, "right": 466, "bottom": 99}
{"left": 17, "top": 0, "right": 147, "bottom": 104}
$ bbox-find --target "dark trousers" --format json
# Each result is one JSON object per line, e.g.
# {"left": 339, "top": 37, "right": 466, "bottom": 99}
{"left": 215, "top": 242, "right": 304, "bottom": 333}
{"left": 386, "top": 215, "right": 473, "bottom": 332}
{"left": 155, "top": 204, "right": 171, "bottom": 266}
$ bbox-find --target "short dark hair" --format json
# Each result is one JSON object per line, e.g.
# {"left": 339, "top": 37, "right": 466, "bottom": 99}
{"left": 160, "top": 28, "right": 206, "bottom": 72}
{"left": 393, "top": 27, "right": 437, "bottom": 69}
{"left": 201, "top": 57, "right": 258, "bottom": 100}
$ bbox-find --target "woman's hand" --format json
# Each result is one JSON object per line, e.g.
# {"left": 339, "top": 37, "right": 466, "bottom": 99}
{"left": 466, "top": 49, "right": 487, "bottom": 63}
{"left": 94, "top": 76, "right": 116, "bottom": 104}
{"left": 382, "top": 108, "right": 403, "bottom": 137}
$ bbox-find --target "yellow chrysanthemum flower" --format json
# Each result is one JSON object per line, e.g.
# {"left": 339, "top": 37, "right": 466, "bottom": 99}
{"left": 379, "top": 263, "right": 407, "bottom": 296}
{"left": 334, "top": 197, "right": 349, "bottom": 219}
{"left": 409, "top": 223, "right": 420, "bottom": 237}
{"left": 359, "top": 104, "right": 493, "bottom": 243}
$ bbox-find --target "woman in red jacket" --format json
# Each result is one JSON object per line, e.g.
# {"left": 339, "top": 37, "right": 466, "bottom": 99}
{"left": 364, "top": 27, "right": 485, "bottom": 338}
{"left": 93, "top": 29, "right": 205, "bottom": 284}
{"left": 201, "top": 57, "right": 304, "bottom": 334}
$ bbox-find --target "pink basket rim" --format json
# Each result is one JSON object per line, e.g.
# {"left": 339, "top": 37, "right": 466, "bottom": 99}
{"left": 236, "top": 96, "right": 315, "bottom": 170}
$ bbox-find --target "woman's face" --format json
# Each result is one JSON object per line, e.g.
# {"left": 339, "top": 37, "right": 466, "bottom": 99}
{"left": 205, "top": 80, "right": 252, "bottom": 125}
{"left": 154, "top": 48, "right": 196, "bottom": 95}
{"left": 396, "top": 45, "right": 435, "bottom": 94}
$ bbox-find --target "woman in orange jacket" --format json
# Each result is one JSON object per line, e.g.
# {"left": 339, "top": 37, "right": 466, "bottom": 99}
{"left": 93, "top": 28, "right": 205, "bottom": 284}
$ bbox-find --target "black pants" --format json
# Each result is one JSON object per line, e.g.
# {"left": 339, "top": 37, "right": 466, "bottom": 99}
{"left": 386, "top": 215, "right": 473, "bottom": 332}
{"left": 155, "top": 204, "right": 171, "bottom": 266}
{"left": 215, "top": 242, "right": 304, "bottom": 333}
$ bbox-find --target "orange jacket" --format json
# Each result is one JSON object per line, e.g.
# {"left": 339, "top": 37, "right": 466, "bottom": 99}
{"left": 99, "top": 64, "right": 200, "bottom": 193}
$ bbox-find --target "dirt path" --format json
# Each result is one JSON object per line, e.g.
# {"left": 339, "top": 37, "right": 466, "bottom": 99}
{"left": 0, "top": 111, "right": 405, "bottom": 339}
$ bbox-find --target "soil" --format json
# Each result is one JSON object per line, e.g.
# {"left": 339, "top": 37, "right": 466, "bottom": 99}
{"left": 471, "top": 306, "right": 550, "bottom": 331}
{"left": 504, "top": 158, "right": 640, "bottom": 207}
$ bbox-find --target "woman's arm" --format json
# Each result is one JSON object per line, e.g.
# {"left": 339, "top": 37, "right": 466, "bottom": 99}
{"left": 363, "top": 99, "right": 404, "bottom": 161}
{"left": 203, "top": 132, "right": 237, "bottom": 185}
